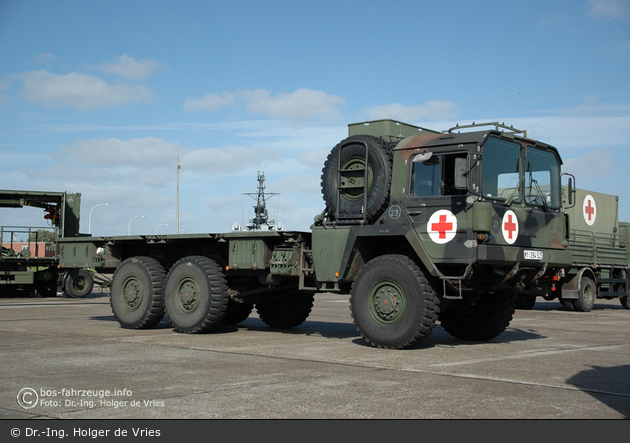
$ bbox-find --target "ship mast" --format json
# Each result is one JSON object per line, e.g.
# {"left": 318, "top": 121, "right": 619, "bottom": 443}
{"left": 242, "top": 171, "right": 279, "bottom": 231}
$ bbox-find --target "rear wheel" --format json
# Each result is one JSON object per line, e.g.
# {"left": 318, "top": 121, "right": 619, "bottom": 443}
{"left": 350, "top": 255, "right": 439, "bottom": 349}
{"left": 111, "top": 257, "right": 166, "bottom": 329}
{"left": 256, "top": 291, "right": 314, "bottom": 329}
{"left": 574, "top": 277, "right": 596, "bottom": 312}
{"left": 221, "top": 300, "right": 254, "bottom": 325}
{"left": 164, "top": 256, "right": 228, "bottom": 333}
{"left": 515, "top": 294, "right": 536, "bottom": 310}
{"left": 36, "top": 280, "right": 57, "bottom": 297}
{"left": 64, "top": 269, "right": 94, "bottom": 298}
{"left": 621, "top": 296, "right": 629, "bottom": 309}
{"left": 439, "top": 292, "right": 516, "bottom": 341}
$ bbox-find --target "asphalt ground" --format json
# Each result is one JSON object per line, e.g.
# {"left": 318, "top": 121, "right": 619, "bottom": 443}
{"left": 0, "top": 288, "right": 629, "bottom": 428}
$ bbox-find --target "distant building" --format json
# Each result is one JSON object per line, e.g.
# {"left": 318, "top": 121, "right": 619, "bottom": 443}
{"left": 1, "top": 242, "right": 56, "bottom": 258}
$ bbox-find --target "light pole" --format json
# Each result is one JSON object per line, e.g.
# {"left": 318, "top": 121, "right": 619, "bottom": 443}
{"left": 128, "top": 215, "right": 144, "bottom": 235}
{"left": 89, "top": 203, "right": 109, "bottom": 235}
{"left": 177, "top": 146, "right": 181, "bottom": 235}
{"left": 155, "top": 223, "right": 169, "bottom": 234}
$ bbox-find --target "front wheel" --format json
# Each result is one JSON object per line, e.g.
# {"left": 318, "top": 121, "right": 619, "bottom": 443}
{"left": 439, "top": 292, "right": 516, "bottom": 341}
{"left": 350, "top": 255, "right": 439, "bottom": 349}
{"left": 164, "top": 256, "right": 228, "bottom": 333}
{"left": 621, "top": 296, "right": 629, "bottom": 310}
{"left": 574, "top": 277, "right": 596, "bottom": 312}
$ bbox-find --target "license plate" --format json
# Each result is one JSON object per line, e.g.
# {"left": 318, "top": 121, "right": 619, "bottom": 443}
{"left": 524, "top": 250, "right": 543, "bottom": 260}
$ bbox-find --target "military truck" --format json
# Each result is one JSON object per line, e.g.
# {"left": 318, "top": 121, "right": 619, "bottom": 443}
{"left": 54, "top": 118, "right": 602, "bottom": 349}
{"left": 515, "top": 187, "right": 629, "bottom": 311}
{"left": 0, "top": 190, "right": 94, "bottom": 298}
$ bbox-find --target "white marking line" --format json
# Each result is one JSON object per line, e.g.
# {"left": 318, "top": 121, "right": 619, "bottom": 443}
{"left": 402, "top": 344, "right": 630, "bottom": 398}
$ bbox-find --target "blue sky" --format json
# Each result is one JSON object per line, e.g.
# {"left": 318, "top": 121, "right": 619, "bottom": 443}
{"left": 1, "top": 0, "right": 629, "bottom": 236}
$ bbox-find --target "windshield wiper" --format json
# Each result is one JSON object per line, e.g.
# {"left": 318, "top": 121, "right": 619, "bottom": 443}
{"left": 505, "top": 175, "right": 524, "bottom": 206}
{"left": 530, "top": 178, "right": 548, "bottom": 211}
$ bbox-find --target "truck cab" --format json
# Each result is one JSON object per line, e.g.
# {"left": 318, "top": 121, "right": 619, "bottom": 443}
{"left": 312, "top": 119, "right": 574, "bottom": 348}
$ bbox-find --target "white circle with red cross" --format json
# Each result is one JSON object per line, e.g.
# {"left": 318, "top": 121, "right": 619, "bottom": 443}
{"left": 583, "top": 194, "right": 596, "bottom": 226}
{"left": 501, "top": 210, "right": 519, "bottom": 245}
{"left": 428, "top": 209, "right": 457, "bottom": 244}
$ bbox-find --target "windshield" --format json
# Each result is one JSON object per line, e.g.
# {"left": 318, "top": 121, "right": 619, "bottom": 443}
{"left": 524, "top": 147, "right": 561, "bottom": 208}
{"left": 481, "top": 137, "right": 522, "bottom": 202}
{"left": 481, "top": 136, "right": 561, "bottom": 209}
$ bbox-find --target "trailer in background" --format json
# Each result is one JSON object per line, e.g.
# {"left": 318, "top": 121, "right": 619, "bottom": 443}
{"left": 0, "top": 190, "right": 94, "bottom": 298}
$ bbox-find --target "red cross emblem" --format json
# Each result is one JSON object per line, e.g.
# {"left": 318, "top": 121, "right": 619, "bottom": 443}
{"left": 428, "top": 210, "right": 457, "bottom": 244}
{"left": 502, "top": 210, "right": 519, "bottom": 244}
{"left": 583, "top": 195, "right": 596, "bottom": 226}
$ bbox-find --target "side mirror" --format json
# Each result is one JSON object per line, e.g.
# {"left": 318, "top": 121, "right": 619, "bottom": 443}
{"left": 454, "top": 157, "right": 468, "bottom": 190}
{"left": 567, "top": 177, "right": 573, "bottom": 205}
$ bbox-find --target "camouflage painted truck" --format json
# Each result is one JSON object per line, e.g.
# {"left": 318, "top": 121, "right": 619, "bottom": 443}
{"left": 55, "top": 118, "right": 601, "bottom": 349}
{"left": 515, "top": 187, "right": 629, "bottom": 311}
{"left": 0, "top": 190, "right": 95, "bottom": 298}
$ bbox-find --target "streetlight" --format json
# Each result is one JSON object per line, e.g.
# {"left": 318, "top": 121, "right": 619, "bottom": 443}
{"left": 177, "top": 146, "right": 181, "bottom": 235}
{"left": 89, "top": 203, "right": 109, "bottom": 235}
{"left": 128, "top": 215, "right": 144, "bottom": 235}
{"left": 155, "top": 223, "right": 169, "bottom": 234}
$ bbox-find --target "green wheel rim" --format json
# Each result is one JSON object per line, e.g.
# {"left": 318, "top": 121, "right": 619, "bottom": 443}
{"left": 340, "top": 157, "right": 373, "bottom": 202}
{"left": 176, "top": 278, "right": 201, "bottom": 314}
{"left": 122, "top": 277, "right": 143, "bottom": 312}
{"left": 73, "top": 276, "right": 87, "bottom": 292}
{"left": 368, "top": 279, "right": 406, "bottom": 326}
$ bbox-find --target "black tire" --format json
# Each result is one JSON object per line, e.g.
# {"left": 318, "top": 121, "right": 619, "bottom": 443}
{"left": 64, "top": 269, "right": 94, "bottom": 298}
{"left": 439, "top": 292, "right": 516, "bottom": 341}
{"left": 256, "top": 291, "right": 314, "bottom": 329}
{"left": 321, "top": 135, "right": 393, "bottom": 222}
{"left": 111, "top": 257, "right": 166, "bottom": 329}
{"left": 574, "top": 276, "right": 596, "bottom": 312}
{"left": 36, "top": 280, "right": 57, "bottom": 297}
{"left": 221, "top": 300, "right": 254, "bottom": 325}
{"left": 164, "top": 256, "right": 228, "bottom": 333}
{"left": 621, "top": 296, "right": 629, "bottom": 310}
{"left": 350, "top": 255, "right": 439, "bottom": 349}
{"left": 515, "top": 294, "right": 536, "bottom": 310}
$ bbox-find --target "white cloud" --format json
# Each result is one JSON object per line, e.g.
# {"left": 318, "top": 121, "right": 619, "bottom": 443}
{"left": 589, "top": 0, "right": 630, "bottom": 19}
{"left": 184, "top": 92, "right": 237, "bottom": 111}
{"left": 562, "top": 97, "right": 628, "bottom": 116}
{"left": 21, "top": 70, "right": 153, "bottom": 110}
{"left": 33, "top": 53, "right": 59, "bottom": 64}
{"left": 94, "top": 54, "right": 162, "bottom": 80}
{"left": 362, "top": 101, "right": 458, "bottom": 122}
{"left": 562, "top": 148, "right": 614, "bottom": 178}
{"left": 57, "top": 137, "right": 177, "bottom": 168}
{"left": 184, "top": 88, "right": 345, "bottom": 123}
{"left": 237, "top": 88, "right": 345, "bottom": 122}
{"left": 182, "top": 145, "right": 281, "bottom": 174}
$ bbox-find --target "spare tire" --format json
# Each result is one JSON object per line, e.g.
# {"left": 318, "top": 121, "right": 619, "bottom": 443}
{"left": 321, "top": 135, "right": 393, "bottom": 222}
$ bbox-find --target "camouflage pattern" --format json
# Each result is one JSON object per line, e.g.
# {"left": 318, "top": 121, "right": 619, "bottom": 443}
{"left": 312, "top": 120, "right": 574, "bottom": 299}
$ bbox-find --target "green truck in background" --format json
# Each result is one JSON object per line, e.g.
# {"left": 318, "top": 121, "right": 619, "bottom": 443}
{"left": 516, "top": 187, "right": 629, "bottom": 312}
{"left": 0, "top": 190, "right": 95, "bottom": 298}
{"left": 7, "top": 119, "right": 628, "bottom": 349}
